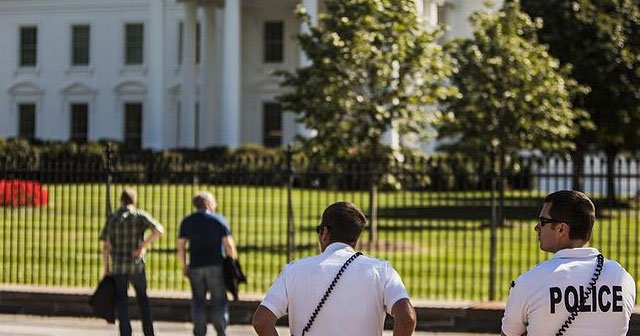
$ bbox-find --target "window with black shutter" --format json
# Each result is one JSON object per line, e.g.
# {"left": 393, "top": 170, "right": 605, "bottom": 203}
{"left": 124, "top": 103, "right": 143, "bottom": 150}
{"left": 18, "top": 103, "right": 36, "bottom": 139}
{"left": 20, "top": 26, "right": 38, "bottom": 67}
{"left": 264, "top": 21, "right": 284, "bottom": 63}
{"left": 71, "top": 25, "right": 90, "bottom": 66}
{"left": 70, "top": 103, "right": 89, "bottom": 143}
{"left": 125, "top": 23, "right": 144, "bottom": 65}
{"left": 263, "top": 102, "right": 282, "bottom": 147}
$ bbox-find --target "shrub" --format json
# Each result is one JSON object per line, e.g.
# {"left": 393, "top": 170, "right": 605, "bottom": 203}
{"left": 0, "top": 180, "right": 49, "bottom": 207}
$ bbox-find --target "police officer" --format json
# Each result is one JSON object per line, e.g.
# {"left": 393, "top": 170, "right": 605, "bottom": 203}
{"left": 501, "top": 190, "right": 635, "bottom": 336}
{"left": 252, "top": 202, "right": 416, "bottom": 336}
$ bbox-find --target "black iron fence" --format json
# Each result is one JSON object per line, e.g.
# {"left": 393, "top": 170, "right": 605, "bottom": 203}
{"left": 1, "top": 148, "right": 639, "bottom": 302}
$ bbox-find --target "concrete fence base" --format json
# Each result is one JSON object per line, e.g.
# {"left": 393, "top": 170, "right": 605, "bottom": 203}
{"left": 1, "top": 286, "right": 638, "bottom": 334}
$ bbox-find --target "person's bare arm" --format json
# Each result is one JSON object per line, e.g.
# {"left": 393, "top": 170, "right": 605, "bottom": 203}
{"left": 252, "top": 305, "right": 279, "bottom": 336}
{"left": 133, "top": 227, "right": 164, "bottom": 258}
{"left": 223, "top": 235, "right": 238, "bottom": 259}
{"left": 177, "top": 238, "right": 188, "bottom": 276}
{"left": 391, "top": 298, "right": 416, "bottom": 336}
{"left": 101, "top": 241, "right": 111, "bottom": 276}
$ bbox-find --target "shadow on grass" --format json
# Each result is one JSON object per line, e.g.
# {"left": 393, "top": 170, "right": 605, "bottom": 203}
{"left": 377, "top": 205, "right": 540, "bottom": 220}
{"left": 154, "top": 244, "right": 318, "bottom": 255}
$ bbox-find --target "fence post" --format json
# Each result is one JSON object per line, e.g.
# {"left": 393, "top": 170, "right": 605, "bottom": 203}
{"left": 286, "top": 145, "right": 295, "bottom": 263}
{"left": 104, "top": 143, "right": 114, "bottom": 217}
{"left": 489, "top": 147, "right": 498, "bottom": 301}
{"left": 368, "top": 160, "right": 378, "bottom": 244}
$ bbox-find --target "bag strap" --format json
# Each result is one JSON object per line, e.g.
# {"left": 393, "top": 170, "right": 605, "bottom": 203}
{"left": 555, "top": 254, "right": 604, "bottom": 336}
{"left": 299, "top": 252, "right": 362, "bottom": 336}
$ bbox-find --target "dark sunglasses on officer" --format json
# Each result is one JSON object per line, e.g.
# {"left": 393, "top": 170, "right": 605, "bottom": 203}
{"left": 537, "top": 216, "right": 566, "bottom": 227}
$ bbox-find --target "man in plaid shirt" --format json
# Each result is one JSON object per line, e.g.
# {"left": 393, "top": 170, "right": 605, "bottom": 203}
{"left": 100, "top": 188, "right": 164, "bottom": 336}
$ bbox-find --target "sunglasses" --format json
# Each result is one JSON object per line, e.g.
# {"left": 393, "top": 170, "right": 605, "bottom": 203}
{"left": 537, "top": 216, "right": 566, "bottom": 227}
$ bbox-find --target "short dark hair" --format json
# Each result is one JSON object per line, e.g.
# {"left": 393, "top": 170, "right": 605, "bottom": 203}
{"left": 120, "top": 188, "right": 137, "bottom": 205}
{"left": 544, "top": 190, "right": 595, "bottom": 241}
{"left": 321, "top": 202, "right": 366, "bottom": 245}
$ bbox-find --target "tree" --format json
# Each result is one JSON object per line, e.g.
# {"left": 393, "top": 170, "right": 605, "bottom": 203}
{"left": 277, "top": 0, "right": 458, "bottom": 163}
{"left": 438, "top": 0, "right": 589, "bottom": 164}
{"left": 437, "top": 1, "right": 589, "bottom": 229}
{"left": 521, "top": 0, "right": 640, "bottom": 204}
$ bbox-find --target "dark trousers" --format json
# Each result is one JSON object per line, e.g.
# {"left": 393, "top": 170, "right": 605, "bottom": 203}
{"left": 188, "top": 265, "right": 228, "bottom": 336}
{"left": 113, "top": 273, "right": 155, "bottom": 336}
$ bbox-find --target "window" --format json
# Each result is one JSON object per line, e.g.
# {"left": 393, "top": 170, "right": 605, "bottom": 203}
{"left": 71, "top": 25, "right": 90, "bottom": 66}
{"left": 70, "top": 103, "right": 88, "bottom": 143}
{"left": 264, "top": 21, "right": 284, "bottom": 63}
{"left": 20, "top": 26, "right": 38, "bottom": 67}
{"left": 194, "top": 102, "right": 200, "bottom": 147}
{"left": 175, "top": 101, "right": 181, "bottom": 145}
{"left": 124, "top": 103, "right": 143, "bottom": 150}
{"left": 263, "top": 102, "right": 282, "bottom": 147}
{"left": 437, "top": 4, "right": 448, "bottom": 26}
{"left": 125, "top": 23, "right": 144, "bottom": 65}
{"left": 18, "top": 103, "right": 36, "bottom": 139}
{"left": 177, "top": 22, "right": 183, "bottom": 65}
{"left": 196, "top": 22, "right": 201, "bottom": 65}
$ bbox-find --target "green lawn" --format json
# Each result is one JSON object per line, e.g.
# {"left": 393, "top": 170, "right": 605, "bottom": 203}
{"left": 1, "top": 183, "right": 639, "bottom": 301}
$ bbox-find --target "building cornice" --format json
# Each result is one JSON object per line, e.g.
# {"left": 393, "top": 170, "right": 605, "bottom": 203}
{"left": 0, "top": 1, "right": 148, "bottom": 15}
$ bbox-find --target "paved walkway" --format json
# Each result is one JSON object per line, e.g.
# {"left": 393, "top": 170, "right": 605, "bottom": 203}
{"left": 0, "top": 314, "right": 496, "bottom": 336}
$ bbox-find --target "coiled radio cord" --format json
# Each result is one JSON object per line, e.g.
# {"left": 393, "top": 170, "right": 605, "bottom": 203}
{"left": 301, "top": 252, "right": 362, "bottom": 336}
{"left": 555, "top": 254, "right": 604, "bottom": 336}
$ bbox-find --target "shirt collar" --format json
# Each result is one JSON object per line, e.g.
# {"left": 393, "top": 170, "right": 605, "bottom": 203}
{"left": 553, "top": 247, "right": 601, "bottom": 259}
{"left": 323, "top": 242, "right": 355, "bottom": 255}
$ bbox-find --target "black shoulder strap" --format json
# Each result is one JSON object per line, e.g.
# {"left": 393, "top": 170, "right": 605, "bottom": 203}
{"left": 297, "top": 252, "right": 362, "bottom": 336}
{"left": 555, "top": 254, "right": 604, "bottom": 336}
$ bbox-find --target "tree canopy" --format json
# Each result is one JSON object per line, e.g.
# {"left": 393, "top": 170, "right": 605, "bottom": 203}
{"left": 521, "top": 0, "right": 640, "bottom": 201}
{"left": 277, "top": 0, "right": 458, "bottom": 162}
{"left": 437, "top": 0, "right": 590, "bottom": 160}
{"left": 521, "top": 0, "right": 640, "bottom": 154}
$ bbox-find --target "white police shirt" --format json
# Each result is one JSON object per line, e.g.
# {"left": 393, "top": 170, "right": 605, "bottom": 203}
{"left": 260, "top": 242, "right": 409, "bottom": 336}
{"left": 501, "top": 247, "right": 635, "bottom": 336}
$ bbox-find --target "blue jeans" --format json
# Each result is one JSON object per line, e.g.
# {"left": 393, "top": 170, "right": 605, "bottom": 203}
{"left": 113, "top": 273, "right": 155, "bottom": 336}
{"left": 188, "top": 265, "right": 228, "bottom": 336}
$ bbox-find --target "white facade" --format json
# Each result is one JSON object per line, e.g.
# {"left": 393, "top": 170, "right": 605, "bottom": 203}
{"left": 0, "top": 0, "right": 502, "bottom": 150}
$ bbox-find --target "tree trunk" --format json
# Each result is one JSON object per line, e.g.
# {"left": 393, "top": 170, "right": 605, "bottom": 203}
{"left": 368, "top": 138, "right": 379, "bottom": 243}
{"left": 571, "top": 144, "right": 585, "bottom": 192}
{"left": 498, "top": 148, "right": 506, "bottom": 227}
{"left": 605, "top": 146, "right": 618, "bottom": 207}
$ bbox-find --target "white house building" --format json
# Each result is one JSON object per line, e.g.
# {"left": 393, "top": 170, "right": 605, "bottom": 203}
{"left": 0, "top": 0, "right": 501, "bottom": 150}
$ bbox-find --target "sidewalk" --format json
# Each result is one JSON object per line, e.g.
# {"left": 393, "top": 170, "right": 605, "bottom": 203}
{"left": 0, "top": 285, "right": 509, "bottom": 333}
{"left": 1, "top": 285, "right": 638, "bottom": 334}
{"left": 0, "top": 314, "right": 495, "bottom": 336}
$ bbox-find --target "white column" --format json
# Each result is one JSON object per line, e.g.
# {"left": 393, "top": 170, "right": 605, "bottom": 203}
{"left": 180, "top": 1, "right": 197, "bottom": 147}
{"left": 423, "top": 0, "right": 439, "bottom": 28}
{"left": 382, "top": 121, "right": 400, "bottom": 149}
{"left": 147, "top": 0, "right": 165, "bottom": 149}
{"left": 296, "top": 0, "right": 318, "bottom": 139}
{"left": 214, "top": 7, "right": 225, "bottom": 145}
{"left": 299, "top": 0, "right": 317, "bottom": 68}
{"left": 220, "top": 0, "right": 241, "bottom": 147}
{"left": 201, "top": 5, "right": 217, "bottom": 147}
{"left": 416, "top": 0, "right": 424, "bottom": 18}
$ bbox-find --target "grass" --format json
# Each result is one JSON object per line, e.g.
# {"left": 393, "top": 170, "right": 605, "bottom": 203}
{"left": 1, "top": 183, "right": 639, "bottom": 302}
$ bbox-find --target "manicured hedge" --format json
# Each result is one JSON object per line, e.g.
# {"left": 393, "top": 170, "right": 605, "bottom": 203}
{"left": 0, "top": 138, "right": 531, "bottom": 190}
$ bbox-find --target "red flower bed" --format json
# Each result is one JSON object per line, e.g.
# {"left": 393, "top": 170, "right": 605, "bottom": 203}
{"left": 0, "top": 180, "right": 49, "bottom": 207}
